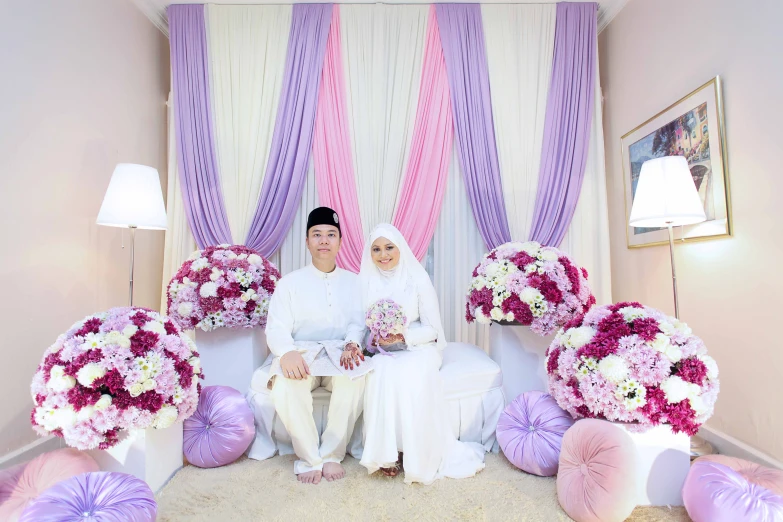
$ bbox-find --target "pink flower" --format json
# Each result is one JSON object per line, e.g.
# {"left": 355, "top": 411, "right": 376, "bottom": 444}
{"left": 676, "top": 357, "right": 708, "bottom": 386}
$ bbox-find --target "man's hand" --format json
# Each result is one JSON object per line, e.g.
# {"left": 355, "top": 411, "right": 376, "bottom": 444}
{"left": 280, "top": 351, "right": 310, "bottom": 380}
{"left": 340, "top": 342, "right": 364, "bottom": 370}
{"left": 375, "top": 333, "right": 405, "bottom": 347}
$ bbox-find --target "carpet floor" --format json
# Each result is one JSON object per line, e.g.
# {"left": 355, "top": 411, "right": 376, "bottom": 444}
{"left": 156, "top": 452, "right": 690, "bottom": 521}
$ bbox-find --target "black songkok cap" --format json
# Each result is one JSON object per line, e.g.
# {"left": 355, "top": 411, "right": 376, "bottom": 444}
{"left": 306, "top": 207, "right": 341, "bottom": 233}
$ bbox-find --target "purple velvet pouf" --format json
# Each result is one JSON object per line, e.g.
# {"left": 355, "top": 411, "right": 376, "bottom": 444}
{"left": 496, "top": 390, "right": 575, "bottom": 476}
{"left": 20, "top": 471, "right": 156, "bottom": 522}
{"left": 683, "top": 460, "right": 783, "bottom": 522}
{"left": 184, "top": 385, "right": 255, "bottom": 468}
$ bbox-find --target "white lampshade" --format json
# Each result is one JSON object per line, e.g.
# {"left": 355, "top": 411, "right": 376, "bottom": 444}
{"left": 97, "top": 163, "right": 167, "bottom": 230}
{"left": 629, "top": 156, "right": 706, "bottom": 228}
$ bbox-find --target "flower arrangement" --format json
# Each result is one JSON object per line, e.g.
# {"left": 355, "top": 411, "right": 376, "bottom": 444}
{"left": 167, "top": 245, "right": 281, "bottom": 332}
{"left": 546, "top": 302, "right": 719, "bottom": 435}
{"left": 30, "top": 307, "right": 202, "bottom": 450}
{"left": 365, "top": 299, "right": 407, "bottom": 355}
{"left": 466, "top": 241, "right": 595, "bottom": 336}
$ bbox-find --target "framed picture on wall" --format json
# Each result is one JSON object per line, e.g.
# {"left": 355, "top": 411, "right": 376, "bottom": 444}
{"left": 621, "top": 76, "right": 732, "bottom": 248}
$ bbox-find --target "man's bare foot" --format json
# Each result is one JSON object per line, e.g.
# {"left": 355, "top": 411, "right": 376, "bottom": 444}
{"left": 323, "top": 462, "right": 345, "bottom": 482}
{"left": 297, "top": 470, "right": 322, "bottom": 485}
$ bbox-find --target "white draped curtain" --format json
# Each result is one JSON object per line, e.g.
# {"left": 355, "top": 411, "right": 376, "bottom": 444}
{"left": 206, "top": 5, "right": 291, "bottom": 244}
{"left": 340, "top": 5, "right": 428, "bottom": 237}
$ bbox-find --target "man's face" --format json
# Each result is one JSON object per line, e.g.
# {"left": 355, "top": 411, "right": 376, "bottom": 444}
{"left": 306, "top": 225, "right": 341, "bottom": 263}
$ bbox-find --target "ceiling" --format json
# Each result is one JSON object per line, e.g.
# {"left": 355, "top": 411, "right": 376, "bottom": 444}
{"left": 132, "top": 0, "right": 629, "bottom": 37}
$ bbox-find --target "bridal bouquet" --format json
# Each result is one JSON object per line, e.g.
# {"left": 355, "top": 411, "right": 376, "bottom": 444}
{"left": 466, "top": 241, "right": 595, "bottom": 335}
{"left": 167, "top": 244, "right": 281, "bottom": 332}
{"left": 365, "top": 299, "right": 407, "bottom": 355}
{"left": 30, "top": 307, "right": 202, "bottom": 450}
{"left": 546, "top": 303, "right": 719, "bottom": 435}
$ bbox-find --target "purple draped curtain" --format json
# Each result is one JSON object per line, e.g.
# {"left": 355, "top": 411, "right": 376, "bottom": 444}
{"left": 244, "top": 4, "right": 333, "bottom": 256}
{"left": 435, "top": 4, "right": 512, "bottom": 250}
{"left": 529, "top": 2, "right": 597, "bottom": 247}
{"left": 169, "top": 4, "right": 233, "bottom": 249}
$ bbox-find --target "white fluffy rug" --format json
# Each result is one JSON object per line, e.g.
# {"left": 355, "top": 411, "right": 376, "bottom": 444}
{"left": 156, "top": 452, "right": 689, "bottom": 521}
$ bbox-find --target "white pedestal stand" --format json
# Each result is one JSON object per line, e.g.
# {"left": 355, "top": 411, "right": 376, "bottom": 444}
{"left": 196, "top": 328, "right": 268, "bottom": 393}
{"left": 88, "top": 422, "right": 183, "bottom": 492}
{"left": 614, "top": 422, "right": 690, "bottom": 506}
{"left": 488, "top": 323, "right": 553, "bottom": 404}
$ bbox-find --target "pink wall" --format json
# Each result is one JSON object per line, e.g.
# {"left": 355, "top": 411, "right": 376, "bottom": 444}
{"left": 600, "top": 0, "right": 783, "bottom": 461}
{"left": 0, "top": 0, "right": 170, "bottom": 455}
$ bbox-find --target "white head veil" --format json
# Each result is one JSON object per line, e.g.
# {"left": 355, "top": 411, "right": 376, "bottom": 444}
{"left": 359, "top": 224, "right": 446, "bottom": 350}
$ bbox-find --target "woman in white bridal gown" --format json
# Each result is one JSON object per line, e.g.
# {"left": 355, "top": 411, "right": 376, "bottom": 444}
{"left": 358, "top": 224, "right": 485, "bottom": 485}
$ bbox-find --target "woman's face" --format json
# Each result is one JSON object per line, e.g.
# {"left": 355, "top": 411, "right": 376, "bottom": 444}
{"left": 371, "top": 237, "right": 400, "bottom": 270}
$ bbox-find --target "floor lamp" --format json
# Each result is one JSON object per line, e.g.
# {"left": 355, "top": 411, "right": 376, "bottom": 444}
{"left": 97, "top": 163, "right": 168, "bottom": 306}
{"left": 629, "top": 155, "right": 710, "bottom": 458}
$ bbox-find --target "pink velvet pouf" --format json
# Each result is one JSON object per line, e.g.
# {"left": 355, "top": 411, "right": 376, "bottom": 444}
{"left": 496, "top": 391, "right": 574, "bottom": 476}
{"left": 684, "top": 459, "right": 783, "bottom": 522}
{"left": 0, "top": 448, "right": 99, "bottom": 521}
{"left": 557, "top": 419, "right": 638, "bottom": 522}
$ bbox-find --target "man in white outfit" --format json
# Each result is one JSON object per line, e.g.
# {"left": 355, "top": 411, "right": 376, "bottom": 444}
{"left": 265, "top": 207, "right": 366, "bottom": 485}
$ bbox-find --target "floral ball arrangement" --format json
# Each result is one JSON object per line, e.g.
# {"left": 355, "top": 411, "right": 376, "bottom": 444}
{"left": 546, "top": 302, "right": 719, "bottom": 435}
{"left": 365, "top": 299, "right": 407, "bottom": 356}
{"left": 466, "top": 241, "right": 595, "bottom": 336}
{"left": 30, "top": 307, "right": 202, "bottom": 450}
{"left": 167, "top": 245, "right": 281, "bottom": 332}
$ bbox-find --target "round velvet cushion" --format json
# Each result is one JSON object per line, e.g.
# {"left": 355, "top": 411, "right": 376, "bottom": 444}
{"left": 557, "top": 419, "right": 637, "bottom": 522}
{"left": 0, "top": 448, "right": 99, "bottom": 521}
{"left": 19, "top": 471, "right": 156, "bottom": 522}
{"left": 683, "top": 460, "right": 783, "bottom": 522}
{"left": 496, "top": 391, "right": 575, "bottom": 476}
{"left": 184, "top": 385, "right": 255, "bottom": 468}
{"left": 696, "top": 455, "right": 783, "bottom": 497}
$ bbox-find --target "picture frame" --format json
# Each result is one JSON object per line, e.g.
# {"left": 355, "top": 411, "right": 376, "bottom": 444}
{"left": 621, "top": 76, "right": 732, "bottom": 248}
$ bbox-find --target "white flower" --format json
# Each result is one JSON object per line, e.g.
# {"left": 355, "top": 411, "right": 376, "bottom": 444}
{"left": 177, "top": 302, "right": 194, "bottom": 317}
{"left": 184, "top": 336, "right": 198, "bottom": 354}
{"left": 153, "top": 405, "right": 179, "bottom": 429}
{"left": 650, "top": 333, "right": 671, "bottom": 352}
{"left": 565, "top": 327, "right": 596, "bottom": 349}
{"left": 172, "top": 386, "right": 184, "bottom": 405}
{"left": 129, "top": 383, "right": 144, "bottom": 397}
{"left": 122, "top": 325, "right": 139, "bottom": 338}
{"left": 474, "top": 308, "right": 491, "bottom": 324}
{"left": 210, "top": 267, "right": 223, "bottom": 282}
{"left": 689, "top": 394, "right": 709, "bottom": 416}
{"left": 248, "top": 254, "right": 262, "bottom": 266}
{"left": 104, "top": 331, "right": 131, "bottom": 349}
{"left": 81, "top": 332, "right": 104, "bottom": 350}
{"left": 490, "top": 308, "right": 505, "bottom": 321}
{"left": 484, "top": 263, "right": 502, "bottom": 279}
{"left": 674, "top": 320, "right": 693, "bottom": 336}
{"left": 143, "top": 321, "right": 167, "bottom": 336}
{"left": 698, "top": 354, "right": 719, "bottom": 380}
{"left": 520, "top": 242, "right": 541, "bottom": 255}
{"left": 619, "top": 306, "right": 647, "bottom": 322}
{"left": 200, "top": 282, "right": 218, "bottom": 298}
{"left": 143, "top": 379, "right": 156, "bottom": 391}
{"left": 660, "top": 376, "right": 699, "bottom": 404}
{"left": 76, "top": 363, "right": 106, "bottom": 387}
{"left": 624, "top": 394, "right": 647, "bottom": 410}
{"left": 583, "top": 357, "right": 598, "bottom": 371}
{"left": 187, "top": 250, "right": 202, "bottom": 261}
{"left": 598, "top": 355, "right": 630, "bottom": 384}
{"left": 505, "top": 312, "right": 515, "bottom": 322}
{"left": 35, "top": 407, "right": 59, "bottom": 431}
{"left": 47, "top": 366, "right": 76, "bottom": 392}
{"left": 188, "top": 357, "right": 201, "bottom": 373}
{"left": 241, "top": 289, "right": 257, "bottom": 303}
{"left": 77, "top": 406, "right": 95, "bottom": 422}
{"left": 228, "top": 252, "right": 238, "bottom": 260}
{"left": 95, "top": 395, "right": 112, "bottom": 410}
{"left": 540, "top": 249, "right": 559, "bottom": 262}
{"left": 191, "top": 258, "right": 209, "bottom": 271}
{"left": 53, "top": 406, "right": 77, "bottom": 429}
{"left": 519, "top": 287, "right": 544, "bottom": 305}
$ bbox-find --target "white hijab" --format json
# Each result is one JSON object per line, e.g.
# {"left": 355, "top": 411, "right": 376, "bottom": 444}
{"left": 359, "top": 224, "right": 446, "bottom": 350}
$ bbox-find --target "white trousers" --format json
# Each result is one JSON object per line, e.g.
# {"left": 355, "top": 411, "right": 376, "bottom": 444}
{"left": 270, "top": 375, "right": 365, "bottom": 474}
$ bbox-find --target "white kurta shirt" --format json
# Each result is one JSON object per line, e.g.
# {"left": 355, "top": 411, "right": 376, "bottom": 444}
{"left": 265, "top": 264, "right": 364, "bottom": 358}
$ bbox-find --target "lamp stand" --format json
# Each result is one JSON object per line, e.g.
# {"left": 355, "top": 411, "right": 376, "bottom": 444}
{"left": 128, "top": 226, "right": 137, "bottom": 307}
{"left": 667, "top": 223, "right": 679, "bottom": 319}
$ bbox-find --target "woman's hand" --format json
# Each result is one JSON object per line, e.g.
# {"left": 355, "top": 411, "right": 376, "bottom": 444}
{"left": 340, "top": 342, "right": 364, "bottom": 370}
{"left": 375, "top": 333, "right": 405, "bottom": 347}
